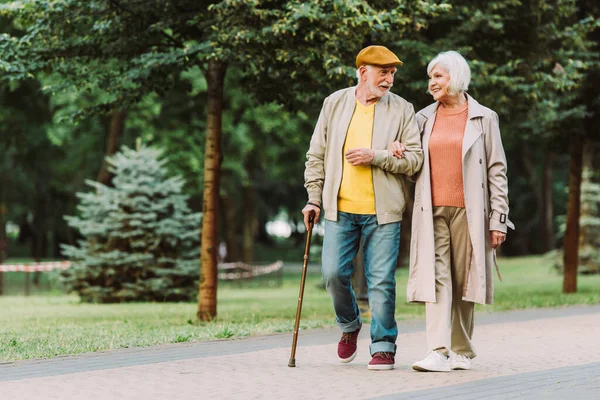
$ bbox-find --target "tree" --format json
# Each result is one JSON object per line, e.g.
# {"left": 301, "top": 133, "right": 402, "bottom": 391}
{"left": 119, "top": 67, "right": 313, "bottom": 263}
{"left": 191, "top": 1, "right": 452, "bottom": 320}
{"left": 2, "top": 0, "right": 450, "bottom": 319}
{"left": 61, "top": 144, "right": 201, "bottom": 303}
{"left": 562, "top": 0, "right": 600, "bottom": 292}
{"left": 398, "top": 0, "right": 599, "bottom": 260}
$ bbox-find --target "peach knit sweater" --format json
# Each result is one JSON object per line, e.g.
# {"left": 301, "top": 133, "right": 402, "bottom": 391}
{"left": 429, "top": 101, "right": 469, "bottom": 208}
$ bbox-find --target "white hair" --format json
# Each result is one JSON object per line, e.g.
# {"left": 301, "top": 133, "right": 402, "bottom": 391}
{"left": 355, "top": 65, "right": 373, "bottom": 83}
{"left": 427, "top": 51, "right": 471, "bottom": 95}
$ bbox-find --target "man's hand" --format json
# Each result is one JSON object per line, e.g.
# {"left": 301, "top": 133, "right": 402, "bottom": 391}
{"left": 345, "top": 148, "right": 375, "bottom": 166}
{"left": 491, "top": 230, "right": 506, "bottom": 249}
{"left": 302, "top": 202, "right": 321, "bottom": 230}
{"left": 388, "top": 141, "right": 406, "bottom": 159}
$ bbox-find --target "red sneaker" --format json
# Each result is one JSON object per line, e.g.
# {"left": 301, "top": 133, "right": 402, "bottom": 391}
{"left": 368, "top": 352, "right": 395, "bottom": 370}
{"left": 337, "top": 325, "right": 361, "bottom": 363}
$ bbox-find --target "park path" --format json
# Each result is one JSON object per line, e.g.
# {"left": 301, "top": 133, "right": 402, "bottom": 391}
{"left": 1, "top": 305, "right": 599, "bottom": 399}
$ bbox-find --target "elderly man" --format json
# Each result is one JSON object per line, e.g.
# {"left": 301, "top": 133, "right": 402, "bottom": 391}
{"left": 302, "top": 45, "right": 423, "bottom": 370}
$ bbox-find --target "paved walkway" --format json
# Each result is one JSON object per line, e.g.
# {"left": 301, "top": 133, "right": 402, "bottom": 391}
{"left": 1, "top": 305, "right": 599, "bottom": 399}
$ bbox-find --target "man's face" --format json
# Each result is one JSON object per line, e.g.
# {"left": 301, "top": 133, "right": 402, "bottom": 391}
{"left": 362, "top": 65, "right": 397, "bottom": 98}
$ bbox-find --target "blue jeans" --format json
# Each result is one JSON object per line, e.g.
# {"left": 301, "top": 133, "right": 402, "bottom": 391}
{"left": 322, "top": 212, "right": 400, "bottom": 355}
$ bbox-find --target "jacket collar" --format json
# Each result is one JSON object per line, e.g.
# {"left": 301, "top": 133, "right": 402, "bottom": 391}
{"left": 418, "top": 93, "right": 485, "bottom": 120}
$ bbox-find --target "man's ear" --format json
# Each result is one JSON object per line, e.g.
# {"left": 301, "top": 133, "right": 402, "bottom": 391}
{"left": 358, "top": 65, "right": 368, "bottom": 81}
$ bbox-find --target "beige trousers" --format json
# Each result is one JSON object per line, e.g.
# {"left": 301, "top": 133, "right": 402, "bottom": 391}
{"left": 425, "top": 206, "right": 476, "bottom": 358}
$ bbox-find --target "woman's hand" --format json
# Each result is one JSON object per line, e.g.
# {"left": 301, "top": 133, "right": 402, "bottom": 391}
{"left": 490, "top": 230, "right": 506, "bottom": 249}
{"left": 388, "top": 141, "right": 406, "bottom": 159}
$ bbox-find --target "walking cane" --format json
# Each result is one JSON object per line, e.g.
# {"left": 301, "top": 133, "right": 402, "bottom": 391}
{"left": 288, "top": 210, "right": 315, "bottom": 368}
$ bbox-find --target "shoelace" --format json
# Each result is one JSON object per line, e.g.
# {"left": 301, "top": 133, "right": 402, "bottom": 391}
{"left": 373, "top": 352, "right": 394, "bottom": 360}
{"left": 428, "top": 350, "right": 448, "bottom": 360}
{"left": 340, "top": 332, "right": 353, "bottom": 343}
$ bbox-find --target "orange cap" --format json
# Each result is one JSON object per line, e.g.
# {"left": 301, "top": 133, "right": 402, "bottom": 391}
{"left": 355, "top": 45, "right": 403, "bottom": 68}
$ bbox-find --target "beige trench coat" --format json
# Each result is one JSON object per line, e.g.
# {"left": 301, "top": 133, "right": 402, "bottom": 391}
{"left": 406, "top": 94, "right": 515, "bottom": 305}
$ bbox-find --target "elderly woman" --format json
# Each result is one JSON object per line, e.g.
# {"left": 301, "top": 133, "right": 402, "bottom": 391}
{"left": 391, "top": 51, "right": 514, "bottom": 372}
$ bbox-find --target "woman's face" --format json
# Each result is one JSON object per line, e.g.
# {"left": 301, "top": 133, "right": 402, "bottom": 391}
{"left": 428, "top": 64, "right": 452, "bottom": 102}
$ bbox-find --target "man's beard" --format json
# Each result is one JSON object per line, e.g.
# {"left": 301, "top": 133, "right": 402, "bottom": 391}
{"left": 367, "top": 81, "right": 392, "bottom": 98}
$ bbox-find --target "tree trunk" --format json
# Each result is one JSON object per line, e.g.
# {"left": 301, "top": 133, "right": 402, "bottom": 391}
{"left": 563, "top": 134, "right": 583, "bottom": 293}
{"left": 520, "top": 144, "right": 543, "bottom": 254}
{"left": 197, "top": 60, "right": 227, "bottom": 321}
{"left": 257, "top": 213, "right": 273, "bottom": 246}
{"left": 221, "top": 193, "right": 240, "bottom": 262}
{"left": 97, "top": 110, "right": 127, "bottom": 186}
{"left": 541, "top": 152, "right": 555, "bottom": 251}
{"left": 242, "top": 185, "right": 256, "bottom": 263}
{"left": 31, "top": 196, "right": 49, "bottom": 287}
{"left": 520, "top": 146, "right": 555, "bottom": 253}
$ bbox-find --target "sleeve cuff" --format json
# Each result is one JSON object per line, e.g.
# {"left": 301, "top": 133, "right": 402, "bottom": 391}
{"left": 371, "top": 149, "right": 389, "bottom": 167}
{"left": 489, "top": 210, "right": 515, "bottom": 231}
{"left": 372, "top": 149, "right": 407, "bottom": 171}
{"left": 308, "top": 192, "right": 322, "bottom": 203}
{"left": 489, "top": 219, "right": 508, "bottom": 233}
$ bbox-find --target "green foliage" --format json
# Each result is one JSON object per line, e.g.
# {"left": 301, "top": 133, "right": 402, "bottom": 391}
{"left": 61, "top": 145, "right": 202, "bottom": 303}
{"left": 0, "top": 0, "right": 451, "bottom": 113}
{"left": 398, "top": 0, "right": 600, "bottom": 255}
{"left": 1, "top": 0, "right": 599, "bottom": 265}
{"left": 1, "top": 0, "right": 208, "bottom": 115}
{"left": 0, "top": 0, "right": 453, "bottom": 267}
{"left": 209, "top": 0, "right": 452, "bottom": 106}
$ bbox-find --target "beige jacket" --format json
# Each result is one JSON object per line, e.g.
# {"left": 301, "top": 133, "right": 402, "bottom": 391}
{"left": 304, "top": 87, "right": 423, "bottom": 224}
{"left": 406, "top": 94, "right": 515, "bottom": 305}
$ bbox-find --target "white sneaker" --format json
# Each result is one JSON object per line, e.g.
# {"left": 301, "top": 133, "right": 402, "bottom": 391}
{"left": 412, "top": 350, "right": 451, "bottom": 372}
{"left": 451, "top": 353, "right": 471, "bottom": 370}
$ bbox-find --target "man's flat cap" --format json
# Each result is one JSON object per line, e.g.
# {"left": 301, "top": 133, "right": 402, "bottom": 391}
{"left": 356, "top": 45, "right": 403, "bottom": 68}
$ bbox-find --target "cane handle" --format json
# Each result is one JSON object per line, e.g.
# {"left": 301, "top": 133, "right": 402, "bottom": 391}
{"left": 308, "top": 210, "right": 315, "bottom": 226}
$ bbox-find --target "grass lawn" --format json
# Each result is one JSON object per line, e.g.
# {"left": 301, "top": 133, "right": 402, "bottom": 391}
{"left": 1, "top": 255, "right": 599, "bottom": 362}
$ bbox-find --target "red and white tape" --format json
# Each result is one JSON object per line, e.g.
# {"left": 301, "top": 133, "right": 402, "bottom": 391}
{"left": 0, "top": 260, "right": 284, "bottom": 277}
{"left": 0, "top": 261, "right": 71, "bottom": 273}
{"left": 218, "top": 261, "right": 283, "bottom": 280}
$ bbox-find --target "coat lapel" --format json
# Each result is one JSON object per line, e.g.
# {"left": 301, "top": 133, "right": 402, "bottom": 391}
{"left": 462, "top": 120, "right": 482, "bottom": 160}
{"left": 421, "top": 117, "right": 434, "bottom": 159}
{"left": 462, "top": 94, "right": 485, "bottom": 160}
{"left": 372, "top": 93, "right": 390, "bottom": 148}
{"left": 336, "top": 88, "right": 358, "bottom": 152}
{"left": 418, "top": 102, "right": 438, "bottom": 158}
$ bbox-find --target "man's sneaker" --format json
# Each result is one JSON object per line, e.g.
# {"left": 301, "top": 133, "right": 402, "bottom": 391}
{"left": 367, "top": 352, "right": 395, "bottom": 370}
{"left": 412, "top": 350, "right": 451, "bottom": 372}
{"left": 337, "top": 325, "right": 361, "bottom": 363}
{"left": 451, "top": 353, "right": 471, "bottom": 370}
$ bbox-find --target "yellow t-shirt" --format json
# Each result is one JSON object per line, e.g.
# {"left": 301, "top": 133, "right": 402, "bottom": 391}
{"left": 337, "top": 99, "right": 376, "bottom": 214}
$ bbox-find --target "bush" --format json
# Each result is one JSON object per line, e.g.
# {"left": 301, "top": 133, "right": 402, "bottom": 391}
{"left": 61, "top": 145, "right": 201, "bottom": 302}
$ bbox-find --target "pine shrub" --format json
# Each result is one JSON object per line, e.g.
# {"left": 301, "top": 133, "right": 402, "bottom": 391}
{"left": 61, "top": 145, "right": 201, "bottom": 302}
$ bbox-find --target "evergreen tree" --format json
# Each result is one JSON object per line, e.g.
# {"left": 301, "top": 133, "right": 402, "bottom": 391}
{"left": 61, "top": 144, "right": 201, "bottom": 303}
